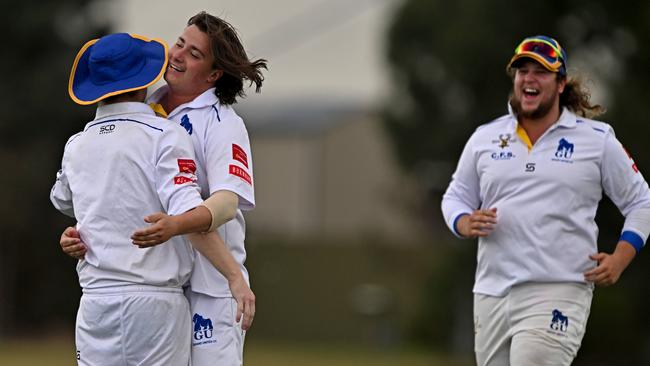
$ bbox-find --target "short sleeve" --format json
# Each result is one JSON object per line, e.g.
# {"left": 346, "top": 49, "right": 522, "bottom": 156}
{"left": 204, "top": 112, "right": 255, "bottom": 210}
{"left": 155, "top": 126, "right": 204, "bottom": 215}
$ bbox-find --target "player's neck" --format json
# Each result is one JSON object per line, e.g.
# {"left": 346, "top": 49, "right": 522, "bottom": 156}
{"left": 519, "top": 105, "right": 561, "bottom": 145}
{"left": 160, "top": 92, "right": 193, "bottom": 114}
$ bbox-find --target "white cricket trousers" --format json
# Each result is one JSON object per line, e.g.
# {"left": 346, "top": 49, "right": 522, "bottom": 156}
{"left": 76, "top": 286, "right": 191, "bottom": 366}
{"left": 187, "top": 289, "right": 245, "bottom": 366}
{"left": 474, "top": 282, "right": 592, "bottom": 366}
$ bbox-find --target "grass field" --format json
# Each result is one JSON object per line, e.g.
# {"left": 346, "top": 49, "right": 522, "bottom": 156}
{"left": 0, "top": 338, "right": 473, "bottom": 366}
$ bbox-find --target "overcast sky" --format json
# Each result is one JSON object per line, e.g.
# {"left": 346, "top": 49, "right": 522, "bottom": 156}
{"left": 111, "top": 0, "right": 400, "bottom": 109}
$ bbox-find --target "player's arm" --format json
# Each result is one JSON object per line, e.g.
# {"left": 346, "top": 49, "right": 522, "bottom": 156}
{"left": 584, "top": 240, "right": 636, "bottom": 286}
{"left": 50, "top": 137, "right": 79, "bottom": 218}
{"left": 585, "top": 130, "right": 650, "bottom": 286}
{"left": 131, "top": 190, "right": 238, "bottom": 247}
{"left": 441, "top": 132, "right": 496, "bottom": 238}
{"left": 186, "top": 231, "right": 255, "bottom": 330}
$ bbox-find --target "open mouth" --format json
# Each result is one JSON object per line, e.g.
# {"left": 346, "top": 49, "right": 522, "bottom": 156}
{"left": 523, "top": 87, "right": 539, "bottom": 97}
{"left": 169, "top": 63, "right": 184, "bottom": 72}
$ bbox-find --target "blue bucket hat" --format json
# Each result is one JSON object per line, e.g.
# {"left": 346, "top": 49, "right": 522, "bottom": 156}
{"left": 507, "top": 35, "right": 568, "bottom": 76}
{"left": 68, "top": 33, "right": 168, "bottom": 105}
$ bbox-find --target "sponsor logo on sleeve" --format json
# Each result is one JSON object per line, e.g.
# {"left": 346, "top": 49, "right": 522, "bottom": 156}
{"left": 174, "top": 159, "right": 197, "bottom": 185}
{"left": 177, "top": 159, "right": 197, "bottom": 174}
{"left": 173, "top": 176, "right": 195, "bottom": 185}
{"left": 229, "top": 164, "right": 252, "bottom": 185}
{"left": 232, "top": 143, "right": 249, "bottom": 168}
{"left": 623, "top": 147, "right": 639, "bottom": 173}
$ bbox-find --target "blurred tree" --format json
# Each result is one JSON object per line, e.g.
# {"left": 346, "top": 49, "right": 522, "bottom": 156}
{"left": 385, "top": 0, "right": 650, "bottom": 363}
{"left": 0, "top": 0, "right": 110, "bottom": 337}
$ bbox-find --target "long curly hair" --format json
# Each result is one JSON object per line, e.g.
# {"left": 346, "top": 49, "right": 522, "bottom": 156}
{"left": 188, "top": 11, "right": 268, "bottom": 105}
{"left": 559, "top": 76, "right": 606, "bottom": 118}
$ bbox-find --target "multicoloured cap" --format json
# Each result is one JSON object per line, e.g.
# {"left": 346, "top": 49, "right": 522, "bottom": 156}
{"left": 507, "top": 35, "right": 567, "bottom": 76}
{"left": 69, "top": 33, "right": 168, "bottom": 105}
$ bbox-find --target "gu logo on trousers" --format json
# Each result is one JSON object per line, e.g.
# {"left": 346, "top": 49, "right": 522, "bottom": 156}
{"left": 193, "top": 313, "right": 214, "bottom": 341}
{"left": 550, "top": 309, "right": 569, "bottom": 332}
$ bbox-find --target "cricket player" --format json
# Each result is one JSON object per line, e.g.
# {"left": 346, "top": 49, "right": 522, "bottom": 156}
{"left": 60, "top": 12, "right": 266, "bottom": 366}
{"left": 51, "top": 32, "right": 211, "bottom": 365}
{"left": 441, "top": 35, "right": 650, "bottom": 365}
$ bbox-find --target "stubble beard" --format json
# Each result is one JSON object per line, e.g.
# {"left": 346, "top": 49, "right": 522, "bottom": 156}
{"left": 509, "top": 91, "right": 556, "bottom": 120}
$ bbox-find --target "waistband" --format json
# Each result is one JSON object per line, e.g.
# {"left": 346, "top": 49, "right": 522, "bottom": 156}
{"left": 82, "top": 284, "right": 183, "bottom": 295}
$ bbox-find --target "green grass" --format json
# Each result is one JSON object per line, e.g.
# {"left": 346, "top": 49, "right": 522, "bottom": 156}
{"left": 0, "top": 339, "right": 473, "bottom": 366}
{"left": 245, "top": 341, "right": 473, "bottom": 366}
{"left": 0, "top": 339, "right": 76, "bottom": 366}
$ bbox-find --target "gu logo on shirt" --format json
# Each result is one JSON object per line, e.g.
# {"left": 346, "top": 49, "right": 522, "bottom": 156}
{"left": 192, "top": 313, "right": 217, "bottom": 346}
{"left": 180, "top": 114, "right": 193, "bottom": 135}
{"left": 553, "top": 138, "right": 574, "bottom": 163}
{"left": 549, "top": 309, "right": 569, "bottom": 332}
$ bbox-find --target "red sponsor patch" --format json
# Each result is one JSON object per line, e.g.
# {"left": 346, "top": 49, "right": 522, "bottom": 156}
{"left": 232, "top": 144, "right": 248, "bottom": 168}
{"left": 623, "top": 147, "right": 639, "bottom": 173}
{"left": 229, "top": 164, "right": 252, "bottom": 185}
{"left": 174, "top": 176, "right": 195, "bottom": 185}
{"left": 177, "top": 159, "right": 197, "bottom": 174}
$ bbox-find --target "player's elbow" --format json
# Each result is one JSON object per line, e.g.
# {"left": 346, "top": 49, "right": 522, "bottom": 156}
{"left": 218, "top": 190, "right": 238, "bottom": 222}
{"left": 203, "top": 190, "right": 239, "bottom": 230}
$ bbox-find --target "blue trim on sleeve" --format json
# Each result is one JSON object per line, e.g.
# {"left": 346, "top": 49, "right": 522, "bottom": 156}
{"left": 453, "top": 213, "right": 470, "bottom": 238}
{"left": 620, "top": 231, "right": 644, "bottom": 253}
{"left": 592, "top": 127, "right": 605, "bottom": 133}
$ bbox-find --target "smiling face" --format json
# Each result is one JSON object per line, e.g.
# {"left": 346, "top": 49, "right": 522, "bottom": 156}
{"left": 510, "top": 59, "right": 566, "bottom": 120}
{"left": 164, "top": 25, "right": 223, "bottom": 98}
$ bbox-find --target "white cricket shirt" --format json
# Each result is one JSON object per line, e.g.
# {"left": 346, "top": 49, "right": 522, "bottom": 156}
{"left": 148, "top": 86, "right": 255, "bottom": 297}
{"left": 50, "top": 102, "right": 204, "bottom": 290}
{"left": 442, "top": 107, "right": 650, "bottom": 296}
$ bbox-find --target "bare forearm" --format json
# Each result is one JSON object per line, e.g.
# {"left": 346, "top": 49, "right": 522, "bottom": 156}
{"left": 614, "top": 240, "right": 637, "bottom": 269}
{"left": 187, "top": 231, "right": 242, "bottom": 281}
{"left": 172, "top": 206, "right": 212, "bottom": 235}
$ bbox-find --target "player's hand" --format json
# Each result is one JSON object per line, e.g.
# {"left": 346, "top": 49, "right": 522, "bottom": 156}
{"left": 584, "top": 242, "right": 636, "bottom": 286}
{"left": 457, "top": 208, "right": 497, "bottom": 238}
{"left": 131, "top": 212, "right": 180, "bottom": 248}
{"left": 229, "top": 276, "right": 256, "bottom": 331}
{"left": 60, "top": 226, "right": 86, "bottom": 260}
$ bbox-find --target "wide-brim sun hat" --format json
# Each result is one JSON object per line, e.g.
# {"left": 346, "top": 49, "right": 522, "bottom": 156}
{"left": 507, "top": 35, "right": 567, "bottom": 76}
{"left": 69, "top": 33, "right": 168, "bottom": 105}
